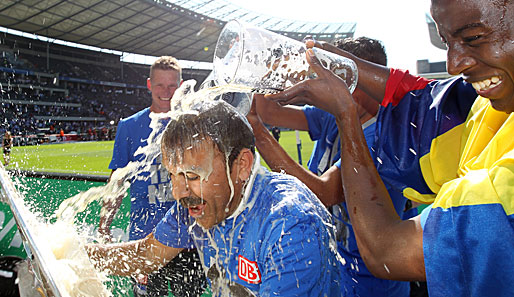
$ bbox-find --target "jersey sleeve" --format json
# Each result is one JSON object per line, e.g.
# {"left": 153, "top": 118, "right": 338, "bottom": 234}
{"left": 382, "top": 68, "right": 432, "bottom": 107}
{"left": 154, "top": 204, "right": 195, "bottom": 249}
{"left": 302, "top": 105, "right": 332, "bottom": 141}
{"left": 109, "top": 120, "right": 131, "bottom": 170}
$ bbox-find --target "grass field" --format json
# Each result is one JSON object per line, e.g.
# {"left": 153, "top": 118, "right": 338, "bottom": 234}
{"left": 7, "top": 130, "right": 314, "bottom": 174}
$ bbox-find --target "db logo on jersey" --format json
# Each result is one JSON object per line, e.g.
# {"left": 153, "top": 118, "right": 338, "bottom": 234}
{"left": 238, "top": 255, "right": 261, "bottom": 284}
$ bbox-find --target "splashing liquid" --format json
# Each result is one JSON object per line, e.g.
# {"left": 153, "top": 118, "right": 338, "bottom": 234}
{"left": 47, "top": 80, "right": 253, "bottom": 294}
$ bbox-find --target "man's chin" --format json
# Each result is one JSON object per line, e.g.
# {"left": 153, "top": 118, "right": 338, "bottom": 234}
{"left": 196, "top": 221, "right": 213, "bottom": 230}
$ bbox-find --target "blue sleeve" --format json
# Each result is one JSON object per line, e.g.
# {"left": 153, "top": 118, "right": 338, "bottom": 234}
{"left": 154, "top": 205, "right": 195, "bottom": 249}
{"left": 109, "top": 120, "right": 130, "bottom": 170}
{"left": 302, "top": 105, "right": 331, "bottom": 141}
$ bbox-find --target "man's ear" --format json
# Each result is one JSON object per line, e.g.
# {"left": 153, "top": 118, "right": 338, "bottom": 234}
{"left": 147, "top": 78, "right": 152, "bottom": 91}
{"left": 235, "top": 148, "right": 254, "bottom": 181}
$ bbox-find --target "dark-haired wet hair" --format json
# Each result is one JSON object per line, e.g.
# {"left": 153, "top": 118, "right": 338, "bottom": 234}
{"left": 161, "top": 101, "right": 255, "bottom": 170}
{"left": 335, "top": 37, "right": 387, "bottom": 66}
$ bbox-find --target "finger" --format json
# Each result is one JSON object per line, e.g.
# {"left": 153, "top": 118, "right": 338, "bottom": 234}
{"left": 305, "top": 39, "right": 315, "bottom": 49}
{"left": 321, "top": 42, "right": 345, "bottom": 56}
{"left": 302, "top": 35, "right": 313, "bottom": 43}
{"left": 265, "top": 82, "right": 309, "bottom": 104}
{"left": 279, "top": 95, "right": 314, "bottom": 106}
{"left": 306, "top": 49, "right": 331, "bottom": 79}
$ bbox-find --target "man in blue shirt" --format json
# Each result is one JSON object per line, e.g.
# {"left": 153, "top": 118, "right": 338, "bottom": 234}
{"left": 247, "top": 37, "right": 412, "bottom": 296}
{"left": 88, "top": 100, "right": 344, "bottom": 296}
{"left": 98, "top": 56, "right": 206, "bottom": 297}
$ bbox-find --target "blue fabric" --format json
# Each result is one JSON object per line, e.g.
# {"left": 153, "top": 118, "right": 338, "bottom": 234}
{"left": 372, "top": 76, "right": 476, "bottom": 202}
{"left": 154, "top": 169, "right": 343, "bottom": 297}
{"left": 303, "top": 105, "right": 340, "bottom": 175}
{"left": 423, "top": 205, "right": 514, "bottom": 297}
{"left": 414, "top": 96, "right": 514, "bottom": 297}
{"left": 303, "top": 106, "right": 410, "bottom": 297}
{"left": 109, "top": 108, "right": 175, "bottom": 240}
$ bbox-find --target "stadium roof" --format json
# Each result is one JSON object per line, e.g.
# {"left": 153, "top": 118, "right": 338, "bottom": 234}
{"left": 0, "top": 0, "right": 356, "bottom": 63}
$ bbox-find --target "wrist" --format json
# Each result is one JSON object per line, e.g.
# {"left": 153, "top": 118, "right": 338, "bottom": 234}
{"left": 334, "top": 101, "right": 359, "bottom": 123}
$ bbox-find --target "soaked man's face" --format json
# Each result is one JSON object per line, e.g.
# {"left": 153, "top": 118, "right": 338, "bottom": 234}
{"left": 164, "top": 140, "right": 243, "bottom": 229}
{"left": 431, "top": 0, "right": 514, "bottom": 112}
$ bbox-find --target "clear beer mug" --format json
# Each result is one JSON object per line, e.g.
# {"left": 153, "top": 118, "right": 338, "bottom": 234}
{"left": 213, "top": 20, "right": 358, "bottom": 94}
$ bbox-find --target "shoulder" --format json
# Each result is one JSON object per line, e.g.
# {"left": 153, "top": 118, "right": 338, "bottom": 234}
{"left": 117, "top": 108, "right": 150, "bottom": 131}
{"left": 119, "top": 108, "right": 150, "bottom": 125}
{"left": 252, "top": 171, "right": 330, "bottom": 225}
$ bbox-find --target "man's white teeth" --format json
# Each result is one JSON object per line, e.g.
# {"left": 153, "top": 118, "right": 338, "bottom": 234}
{"left": 472, "top": 76, "right": 501, "bottom": 91}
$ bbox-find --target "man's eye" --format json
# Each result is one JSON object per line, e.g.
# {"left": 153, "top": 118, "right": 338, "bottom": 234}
{"left": 185, "top": 173, "right": 199, "bottom": 181}
{"left": 463, "top": 35, "right": 481, "bottom": 43}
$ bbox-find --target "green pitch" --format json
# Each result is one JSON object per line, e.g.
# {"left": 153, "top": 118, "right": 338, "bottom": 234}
{"left": 9, "top": 141, "right": 114, "bottom": 175}
{"left": 7, "top": 131, "right": 314, "bottom": 174}
{"left": 265, "top": 130, "right": 314, "bottom": 169}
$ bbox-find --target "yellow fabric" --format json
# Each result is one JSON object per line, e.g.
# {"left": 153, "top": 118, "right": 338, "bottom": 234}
{"left": 404, "top": 96, "right": 514, "bottom": 215}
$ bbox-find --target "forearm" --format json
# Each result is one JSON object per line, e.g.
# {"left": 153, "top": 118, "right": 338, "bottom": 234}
{"left": 87, "top": 234, "right": 181, "bottom": 277}
{"left": 255, "top": 96, "right": 309, "bottom": 131}
{"left": 336, "top": 107, "right": 424, "bottom": 280}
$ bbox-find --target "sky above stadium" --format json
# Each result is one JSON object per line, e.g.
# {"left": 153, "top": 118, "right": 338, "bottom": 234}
{"left": 228, "top": 0, "right": 447, "bottom": 73}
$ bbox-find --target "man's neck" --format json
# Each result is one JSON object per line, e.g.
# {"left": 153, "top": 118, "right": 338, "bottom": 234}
{"left": 150, "top": 105, "right": 170, "bottom": 114}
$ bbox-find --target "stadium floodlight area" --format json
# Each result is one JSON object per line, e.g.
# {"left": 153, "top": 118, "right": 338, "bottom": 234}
{"left": 161, "top": 0, "right": 356, "bottom": 41}
{"left": 0, "top": 0, "right": 355, "bottom": 64}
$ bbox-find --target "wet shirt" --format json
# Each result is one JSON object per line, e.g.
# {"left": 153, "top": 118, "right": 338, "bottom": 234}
{"left": 303, "top": 105, "right": 410, "bottom": 297}
{"left": 109, "top": 107, "right": 175, "bottom": 240}
{"left": 417, "top": 97, "right": 514, "bottom": 297}
{"left": 154, "top": 168, "right": 343, "bottom": 297}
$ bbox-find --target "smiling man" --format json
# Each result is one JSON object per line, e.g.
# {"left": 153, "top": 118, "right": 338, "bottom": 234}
{"left": 88, "top": 100, "right": 344, "bottom": 296}
{"left": 265, "top": 0, "right": 514, "bottom": 296}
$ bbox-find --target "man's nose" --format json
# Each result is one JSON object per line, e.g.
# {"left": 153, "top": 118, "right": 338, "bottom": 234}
{"left": 446, "top": 42, "right": 477, "bottom": 76}
{"left": 172, "top": 175, "right": 190, "bottom": 200}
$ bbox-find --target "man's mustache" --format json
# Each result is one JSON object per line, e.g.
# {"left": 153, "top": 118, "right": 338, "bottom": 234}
{"left": 179, "top": 196, "right": 205, "bottom": 208}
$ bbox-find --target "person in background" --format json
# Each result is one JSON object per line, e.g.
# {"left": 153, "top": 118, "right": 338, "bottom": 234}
{"left": 3, "top": 131, "right": 12, "bottom": 166}
{"left": 88, "top": 100, "right": 344, "bottom": 296}
{"left": 266, "top": 0, "right": 514, "bottom": 296}
{"left": 271, "top": 126, "right": 280, "bottom": 141}
{"left": 98, "top": 56, "right": 206, "bottom": 297}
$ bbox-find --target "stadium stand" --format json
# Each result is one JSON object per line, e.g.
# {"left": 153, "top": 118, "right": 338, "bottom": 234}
{"left": 0, "top": 32, "right": 210, "bottom": 145}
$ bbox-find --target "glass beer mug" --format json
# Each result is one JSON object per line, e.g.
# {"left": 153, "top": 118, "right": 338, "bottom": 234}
{"left": 213, "top": 20, "right": 358, "bottom": 95}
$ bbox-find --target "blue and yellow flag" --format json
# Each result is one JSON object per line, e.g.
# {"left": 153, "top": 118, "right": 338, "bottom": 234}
{"left": 421, "top": 96, "right": 514, "bottom": 296}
